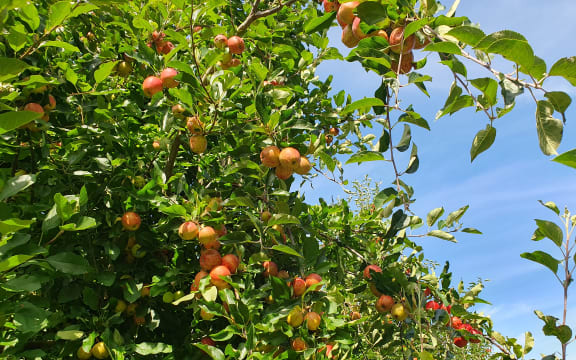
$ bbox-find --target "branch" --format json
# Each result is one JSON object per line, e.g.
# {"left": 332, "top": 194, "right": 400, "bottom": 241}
{"left": 164, "top": 132, "right": 182, "bottom": 182}
{"left": 453, "top": 72, "right": 495, "bottom": 121}
{"left": 189, "top": 0, "right": 217, "bottom": 106}
{"left": 236, "top": 0, "right": 299, "bottom": 35}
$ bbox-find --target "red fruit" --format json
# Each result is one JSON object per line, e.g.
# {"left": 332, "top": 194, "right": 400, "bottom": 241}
{"left": 352, "top": 17, "right": 367, "bottom": 40}
{"left": 363, "top": 264, "right": 382, "bottom": 280}
{"left": 329, "top": 127, "right": 339, "bottom": 136}
{"left": 160, "top": 41, "right": 174, "bottom": 54}
{"left": 375, "top": 295, "right": 394, "bottom": 313}
{"left": 122, "top": 212, "right": 141, "bottom": 231}
{"left": 133, "top": 316, "right": 146, "bottom": 326}
{"left": 292, "top": 277, "right": 306, "bottom": 297}
{"left": 260, "top": 146, "right": 281, "bottom": 168}
{"left": 178, "top": 221, "right": 199, "bottom": 240}
{"left": 204, "top": 239, "right": 221, "bottom": 250}
{"left": 160, "top": 68, "right": 179, "bottom": 88}
{"left": 325, "top": 134, "right": 333, "bottom": 145}
{"left": 390, "top": 51, "right": 414, "bottom": 75}
{"left": 450, "top": 316, "right": 463, "bottom": 330}
{"left": 199, "top": 249, "right": 222, "bottom": 271}
{"left": 278, "top": 147, "right": 301, "bottom": 170}
{"left": 214, "top": 34, "right": 228, "bottom": 49}
{"left": 291, "top": 338, "right": 307, "bottom": 352}
{"left": 142, "top": 76, "right": 163, "bottom": 97}
{"left": 278, "top": 270, "right": 290, "bottom": 279}
{"left": 453, "top": 337, "right": 468, "bottom": 348}
{"left": 424, "top": 288, "right": 432, "bottom": 297}
{"left": 214, "top": 224, "right": 227, "bottom": 238}
{"left": 210, "top": 265, "right": 231, "bottom": 289}
{"left": 305, "top": 273, "right": 322, "bottom": 289}
{"left": 24, "top": 103, "right": 44, "bottom": 115}
{"left": 413, "top": 33, "right": 431, "bottom": 49}
{"left": 222, "top": 254, "right": 240, "bottom": 274}
{"left": 193, "top": 26, "right": 202, "bottom": 33}
{"left": 201, "top": 337, "right": 216, "bottom": 346}
{"left": 190, "top": 271, "right": 209, "bottom": 291}
{"left": 186, "top": 116, "right": 204, "bottom": 135}
{"left": 45, "top": 95, "right": 56, "bottom": 110}
{"left": 425, "top": 301, "right": 441, "bottom": 311}
{"left": 198, "top": 226, "right": 217, "bottom": 246}
{"left": 189, "top": 135, "right": 207, "bottom": 154}
{"left": 305, "top": 311, "right": 321, "bottom": 331}
{"left": 323, "top": 0, "right": 338, "bottom": 12}
{"left": 336, "top": 1, "right": 359, "bottom": 26}
{"left": 275, "top": 165, "right": 293, "bottom": 180}
{"left": 350, "top": 311, "right": 361, "bottom": 320}
{"left": 469, "top": 328, "right": 482, "bottom": 343}
{"left": 373, "top": 29, "right": 389, "bottom": 42}
{"left": 263, "top": 261, "right": 278, "bottom": 277}
{"left": 341, "top": 24, "right": 360, "bottom": 48}
{"left": 227, "top": 36, "right": 245, "bottom": 54}
{"left": 389, "top": 27, "right": 415, "bottom": 54}
{"left": 294, "top": 156, "right": 312, "bottom": 175}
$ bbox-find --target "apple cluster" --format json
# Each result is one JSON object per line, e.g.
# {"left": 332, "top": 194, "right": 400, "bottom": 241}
{"left": 363, "top": 264, "right": 409, "bottom": 321}
{"left": 424, "top": 299, "right": 483, "bottom": 348}
{"left": 214, "top": 34, "right": 245, "bottom": 69}
{"left": 260, "top": 145, "right": 312, "bottom": 180}
{"left": 142, "top": 67, "right": 179, "bottom": 97}
{"left": 147, "top": 30, "right": 174, "bottom": 55}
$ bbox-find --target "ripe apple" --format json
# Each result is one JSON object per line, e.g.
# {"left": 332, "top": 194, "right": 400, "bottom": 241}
{"left": 390, "top": 303, "right": 408, "bottom": 321}
{"left": 305, "top": 311, "right": 321, "bottom": 331}
{"left": 142, "top": 76, "right": 163, "bottom": 97}
{"left": 91, "top": 342, "right": 109, "bottom": 359}
{"left": 325, "top": 134, "right": 333, "bottom": 145}
{"left": 204, "top": 239, "right": 221, "bottom": 250}
{"left": 336, "top": 1, "right": 359, "bottom": 26}
{"left": 363, "top": 264, "right": 382, "bottom": 280}
{"left": 352, "top": 17, "right": 367, "bottom": 39}
{"left": 469, "top": 328, "right": 482, "bottom": 343}
{"left": 275, "top": 165, "right": 293, "bottom": 180}
{"left": 373, "top": 29, "right": 389, "bottom": 42}
{"left": 389, "top": 27, "right": 415, "bottom": 54}
{"left": 160, "top": 68, "right": 179, "bottom": 88}
{"left": 278, "top": 147, "right": 301, "bottom": 169}
{"left": 190, "top": 271, "right": 209, "bottom": 291}
{"left": 214, "top": 224, "right": 227, "bottom": 237}
{"left": 425, "top": 300, "right": 441, "bottom": 311}
{"left": 292, "top": 277, "right": 306, "bottom": 297}
{"left": 287, "top": 306, "right": 304, "bottom": 327}
{"left": 222, "top": 254, "right": 240, "bottom": 274}
{"left": 260, "top": 145, "right": 281, "bottom": 168}
{"left": 375, "top": 295, "right": 395, "bottom": 313}
{"left": 291, "top": 338, "right": 307, "bottom": 352}
{"left": 294, "top": 156, "right": 312, "bottom": 175}
{"left": 210, "top": 265, "right": 231, "bottom": 289}
{"left": 262, "top": 261, "right": 278, "bottom": 277}
{"left": 159, "top": 41, "right": 174, "bottom": 54}
{"left": 305, "top": 273, "right": 322, "bottom": 289}
{"left": 186, "top": 116, "right": 203, "bottom": 134}
{"left": 24, "top": 102, "right": 44, "bottom": 115}
{"left": 329, "top": 127, "right": 339, "bottom": 136}
{"left": 44, "top": 95, "right": 56, "bottom": 111}
{"left": 424, "top": 287, "right": 432, "bottom": 297}
{"left": 390, "top": 51, "right": 414, "bottom": 75}
{"left": 341, "top": 24, "right": 360, "bottom": 48}
{"left": 350, "top": 311, "right": 361, "bottom": 320}
{"left": 198, "top": 226, "right": 217, "bottom": 245}
{"left": 227, "top": 36, "right": 245, "bottom": 54}
{"left": 152, "top": 140, "right": 161, "bottom": 150}
{"left": 122, "top": 211, "right": 141, "bottom": 231}
{"left": 77, "top": 346, "right": 92, "bottom": 360}
{"left": 450, "top": 316, "right": 463, "bottom": 329}
{"left": 178, "top": 221, "right": 199, "bottom": 240}
{"left": 199, "top": 249, "right": 222, "bottom": 271}
{"left": 453, "top": 337, "right": 468, "bottom": 348}
{"left": 214, "top": 34, "right": 228, "bottom": 48}
{"left": 201, "top": 337, "right": 216, "bottom": 346}
{"left": 323, "top": 0, "right": 338, "bottom": 12}
{"left": 189, "top": 135, "right": 207, "bottom": 154}
{"left": 194, "top": 26, "right": 202, "bottom": 33}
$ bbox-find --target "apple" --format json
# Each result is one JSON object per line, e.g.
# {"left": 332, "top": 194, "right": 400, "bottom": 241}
{"left": 260, "top": 145, "right": 281, "bottom": 168}
{"left": 305, "top": 311, "right": 321, "bottom": 331}
{"left": 189, "top": 135, "right": 207, "bottom": 154}
{"left": 159, "top": 41, "right": 174, "bottom": 54}
{"left": 214, "top": 224, "right": 227, "bottom": 237}
{"left": 424, "top": 287, "right": 432, "bottom": 297}
{"left": 115, "top": 299, "right": 127, "bottom": 313}
{"left": 133, "top": 315, "right": 146, "bottom": 326}
{"left": 126, "top": 303, "right": 137, "bottom": 316}
{"left": 44, "top": 95, "right": 56, "bottom": 111}
{"left": 275, "top": 165, "right": 293, "bottom": 180}
{"left": 77, "top": 346, "right": 92, "bottom": 360}
{"left": 122, "top": 211, "right": 141, "bottom": 231}
{"left": 204, "top": 239, "right": 221, "bottom": 250}
{"left": 190, "top": 271, "right": 209, "bottom": 291}
{"left": 278, "top": 147, "right": 301, "bottom": 169}
{"left": 341, "top": 24, "right": 360, "bottom": 48}
{"left": 227, "top": 58, "right": 241, "bottom": 68}
{"left": 172, "top": 104, "right": 185, "bottom": 115}
{"left": 227, "top": 36, "right": 245, "bottom": 54}
{"left": 24, "top": 102, "right": 44, "bottom": 115}
{"left": 292, "top": 277, "right": 306, "bottom": 297}
{"left": 450, "top": 316, "right": 463, "bottom": 329}
{"left": 198, "top": 226, "right": 217, "bottom": 245}
{"left": 350, "top": 311, "right": 361, "bottom": 320}
{"left": 140, "top": 285, "right": 150, "bottom": 297}
{"left": 262, "top": 261, "right": 278, "bottom": 277}
{"left": 336, "top": 1, "right": 359, "bottom": 26}
{"left": 210, "top": 265, "right": 231, "bottom": 289}
{"left": 294, "top": 156, "right": 312, "bottom": 175}
{"left": 116, "top": 61, "right": 132, "bottom": 77}
{"left": 329, "top": 127, "right": 339, "bottom": 136}
{"left": 201, "top": 337, "right": 216, "bottom": 346}
{"left": 425, "top": 300, "right": 441, "bottom": 311}
{"left": 222, "top": 254, "right": 240, "bottom": 274}
{"left": 261, "top": 210, "right": 272, "bottom": 223}
{"left": 152, "top": 140, "right": 161, "bottom": 150}
{"left": 163, "top": 291, "right": 175, "bottom": 304}
{"left": 469, "top": 328, "right": 482, "bottom": 343}
{"left": 287, "top": 306, "right": 304, "bottom": 327}
{"left": 291, "top": 338, "right": 307, "bottom": 352}
{"left": 390, "top": 51, "right": 414, "bottom": 75}
{"left": 142, "top": 76, "right": 163, "bottom": 97}
{"left": 278, "top": 270, "right": 290, "bottom": 279}
{"left": 363, "top": 264, "right": 382, "bottom": 280}
{"left": 200, "top": 308, "right": 214, "bottom": 320}
{"left": 214, "top": 34, "right": 228, "bottom": 48}
{"left": 413, "top": 33, "right": 431, "bottom": 49}
{"left": 389, "top": 27, "right": 415, "bottom": 54}
{"left": 186, "top": 116, "right": 203, "bottom": 134}
{"left": 369, "top": 283, "right": 382, "bottom": 297}
{"left": 323, "top": 0, "right": 339, "bottom": 12}
{"left": 91, "top": 342, "right": 109, "bottom": 359}
{"left": 305, "top": 273, "right": 322, "bottom": 289}
{"left": 352, "top": 17, "right": 367, "bottom": 40}
{"left": 199, "top": 249, "right": 222, "bottom": 271}
{"left": 178, "top": 221, "right": 199, "bottom": 240}
{"left": 453, "top": 337, "right": 468, "bottom": 348}
{"left": 325, "top": 134, "right": 333, "bottom": 145}
{"left": 373, "top": 29, "right": 389, "bottom": 42}
{"left": 390, "top": 303, "right": 408, "bottom": 321}
{"left": 160, "top": 68, "right": 178, "bottom": 88}
{"left": 375, "top": 295, "right": 395, "bottom": 313}
{"left": 194, "top": 26, "right": 202, "bottom": 33}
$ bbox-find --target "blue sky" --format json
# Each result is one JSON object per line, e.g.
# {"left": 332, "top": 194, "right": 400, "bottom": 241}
{"left": 302, "top": 0, "right": 576, "bottom": 356}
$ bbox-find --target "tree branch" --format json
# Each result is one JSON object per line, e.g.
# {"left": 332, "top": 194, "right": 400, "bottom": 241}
{"left": 236, "top": 0, "right": 299, "bottom": 35}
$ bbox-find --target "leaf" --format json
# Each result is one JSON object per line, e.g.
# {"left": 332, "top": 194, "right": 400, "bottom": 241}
{"left": 534, "top": 219, "right": 563, "bottom": 247}
{"left": 374, "top": 188, "right": 397, "bottom": 208}
{"left": 427, "top": 208, "right": 444, "bottom": 227}
{"left": 46, "top": 252, "right": 93, "bottom": 275}
{"left": 535, "top": 100, "right": 563, "bottom": 156}
{"left": 445, "top": 205, "right": 469, "bottom": 227}
{"left": 40, "top": 41, "right": 80, "bottom": 52}
{"left": 446, "top": 26, "right": 485, "bottom": 46}
{"left": 134, "top": 342, "right": 173, "bottom": 355}
{"left": 549, "top": 56, "right": 576, "bottom": 86}
{"left": 0, "top": 57, "right": 32, "bottom": 82}
{"left": 341, "top": 98, "right": 385, "bottom": 116}
{"left": 461, "top": 227, "right": 482, "bottom": 234}
{"left": 553, "top": 149, "right": 576, "bottom": 170}
{"left": 486, "top": 39, "right": 534, "bottom": 70}
{"left": 520, "top": 251, "right": 560, "bottom": 275}
{"left": 46, "top": 1, "right": 73, "bottom": 30}
{"left": 267, "top": 214, "right": 300, "bottom": 226}
{"left": 345, "top": 151, "right": 385, "bottom": 164}
{"left": 475, "top": 30, "right": 527, "bottom": 50}
{"left": 404, "top": 19, "right": 430, "bottom": 38}
{"left": 56, "top": 330, "right": 84, "bottom": 340}
{"left": 0, "top": 218, "right": 35, "bottom": 235}
{"left": 545, "top": 91, "right": 571, "bottom": 116}
{"left": 271, "top": 245, "right": 303, "bottom": 258}
{"left": 356, "top": 2, "right": 387, "bottom": 25}
{"left": 428, "top": 230, "right": 456, "bottom": 242}
{"left": 470, "top": 78, "right": 498, "bottom": 106}
{"left": 0, "top": 255, "right": 33, "bottom": 272}
{"left": 523, "top": 332, "right": 534, "bottom": 355}
{"left": 398, "top": 112, "right": 430, "bottom": 130}
{"left": 94, "top": 61, "right": 119, "bottom": 84}
{"left": 304, "top": 11, "right": 336, "bottom": 33}
{"left": 0, "top": 111, "right": 42, "bottom": 135}
{"left": 159, "top": 204, "right": 187, "bottom": 217}
{"left": 395, "top": 125, "right": 411, "bottom": 152}
{"left": 61, "top": 216, "right": 97, "bottom": 231}
{"left": 470, "top": 125, "right": 496, "bottom": 162}
{"left": 377, "top": 129, "right": 390, "bottom": 152}
{"left": 0, "top": 174, "right": 36, "bottom": 201}
{"left": 535, "top": 310, "right": 573, "bottom": 344}
{"left": 194, "top": 344, "right": 225, "bottom": 360}
{"left": 423, "top": 42, "right": 462, "bottom": 55}
{"left": 405, "top": 143, "right": 419, "bottom": 174}
{"left": 538, "top": 200, "right": 560, "bottom": 215}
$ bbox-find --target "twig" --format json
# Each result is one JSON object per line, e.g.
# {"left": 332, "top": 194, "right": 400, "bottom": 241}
{"left": 452, "top": 72, "right": 495, "bottom": 122}
{"left": 236, "top": 0, "right": 299, "bottom": 35}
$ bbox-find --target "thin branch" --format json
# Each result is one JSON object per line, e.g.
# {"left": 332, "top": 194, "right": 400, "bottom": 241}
{"left": 236, "top": 0, "right": 299, "bottom": 35}
{"left": 189, "top": 0, "right": 217, "bottom": 106}
{"left": 453, "top": 72, "right": 495, "bottom": 121}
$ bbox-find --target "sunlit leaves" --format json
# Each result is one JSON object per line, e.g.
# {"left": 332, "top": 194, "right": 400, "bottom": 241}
{"left": 520, "top": 251, "right": 560, "bottom": 275}
{"left": 549, "top": 56, "right": 576, "bottom": 86}
{"left": 553, "top": 149, "right": 576, "bottom": 169}
{"left": 535, "top": 100, "right": 563, "bottom": 155}
{"left": 470, "top": 125, "right": 496, "bottom": 162}
{"left": 446, "top": 26, "right": 485, "bottom": 47}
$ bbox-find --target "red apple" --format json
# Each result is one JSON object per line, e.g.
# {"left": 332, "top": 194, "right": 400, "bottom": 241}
{"left": 341, "top": 24, "right": 360, "bottom": 48}
{"left": 352, "top": 17, "right": 367, "bottom": 40}
{"left": 199, "top": 249, "right": 222, "bottom": 271}
{"left": 260, "top": 146, "right": 281, "bottom": 168}
{"left": 292, "top": 277, "right": 306, "bottom": 297}
{"left": 227, "top": 36, "right": 245, "bottom": 54}
{"left": 189, "top": 135, "right": 207, "bottom": 154}
{"left": 275, "top": 165, "right": 293, "bottom": 180}
{"left": 263, "top": 261, "right": 278, "bottom": 277}
{"left": 222, "top": 254, "right": 240, "bottom": 274}
{"left": 389, "top": 27, "right": 415, "bottom": 54}
{"left": 291, "top": 338, "right": 307, "bottom": 352}
{"left": 294, "top": 156, "right": 312, "bottom": 175}
{"left": 190, "top": 271, "right": 209, "bottom": 291}
{"left": 178, "top": 221, "right": 198, "bottom": 240}
{"left": 305, "top": 311, "right": 321, "bottom": 331}
{"left": 160, "top": 68, "right": 179, "bottom": 88}
{"left": 375, "top": 295, "right": 394, "bottom": 313}
{"left": 390, "top": 51, "right": 414, "bottom": 75}
{"left": 122, "top": 211, "right": 141, "bottom": 231}
{"left": 142, "top": 76, "right": 163, "bottom": 97}
{"left": 186, "top": 116, "right": 203, "bottom": 135}
{"left": 210, "top": 265, "right": 231, "bottom": 289}
{"left": 305, "top": 273, "right": 322, "bottom": 289}
{"left": 24, "top": 103, "right": 45, "bottom": 115}
{"left": 278, "top": 147, "right": 301, "bottom": 170}
{"left": 363, "top": 264, "right": 382, "bottom": 280}
{"left": 323, "top": 0, "right": 338, "bottom": 12}
{"left": 44, "top": 95, "right": 56, "bottom": 111}
{"left": 336, "top": 1, "right": 359, "bottom": 26}
{"left": 214, "top": 34, "right": 228, "bottom": 49}
{"left": 425, "top": 300, "right": 441, "bottom": 311}
{"left": 198, "top": 226, "right": 217, "bottom": 246}
{"left": 453, "top": 337, "right": 468, "bottom": 348}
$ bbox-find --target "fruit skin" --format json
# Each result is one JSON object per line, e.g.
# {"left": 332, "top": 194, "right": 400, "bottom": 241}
{"left": 424, "top": 287, "right": 432, "bottom": 297}
{"left": 363, "top": 264, "right": 382, "bottom": 280}
{"left": 172, "top": 104, "right": 185, "bottom": 115}
{"left": 91, "top": 342, "right": 109, "bottom": 359}
{"left": 201, "top": 337, "right": 216, "bottom": 346}
{"left": 425, "top": 300, "right": 441, "bottom": 311}
{"left": 390, "top": 303, "right": 408, "bottom": 321}
{"left": 369, "top": 283, "right": 382, "bottom": 297}
{"left": 341, "top": 24, "right": 360, "bottom": 48}
{"left": 178, "top": 221, "right": 199, "bottom": 240}
{"left": 152, "top": 140, "right": 161, "bottom": 150}
{"left": 278, "top": 147, "right": 301, "bottom": 170}
{"left": 260, "top": 146, "right": 281, "bottom": 168}
{"left": 134, "top": 315, "right": 146, "bottom": 326}
{"left": 214, "top": 34, "right": 228, "bottom": 48}
{"left": 287, "top": 307, "right": 304, "bottom": 327}
{"left": 200, "top": 308, "right": 214, "bottom": 320}
{"left": 275, "top": 165, "right": 293, "bottom": 180}
{"left": 186, "top": 116, "right": 204, "bottom": 134}
{"left": 190, "top": 271, "right": 209, "bottom": 291}
{"left": 261, "top": 210, "right": 272, "bottom": 223}
{"left": 292, "top": 277, "right": 307, "bottom": 297}
{"left": 278, "top": 270, "right": 290, "bottom": 279}
{"left": 24, "top": 102, "right": 45, "bottom": 115}
{"left": 329, "top": 127, "right": 339, "bottom": 136}
{"left": 305, "top": 311, "right": 321, "bottom": 331}
{"left": 291, "top": 338, "right": 307, "bottom": 352}
{"left": 262, "top": 261, "right": 278, "bottom": 277}
{"left": 450, "top": 316, "right": 463, "bottom": 329}
{"left": 413, "top": 33, "right": 431, "bottom": 49}
{"left": 325, "top": 134, "right": 333, "bottom": 145}
{"left": 390, "top": 51, "right": 414, "bottom": 75}
{"left": 222, "top": 254, "right": 240, "bottom": 274}
{"left": 350, "top": 311, "right": 361, "bottom": 320}
{"left": 160, "top": 68, "right": 179, "bottom": 88}
{"left": 453, "top": 337, "right": 468, "bottom": 348}
{"left": 77, "top": 345, "right": 92, "bottom": 359}
{"left": 173, "top": 290, "right": 185, "bottom": 300}
{"left": 163, "top": 292, "right": 174, "bottom": 303}
{"left": 375, "top": 295, "right": 395, "bottom": 313}
{"left": 294, "top": 156, "right": 312, "bottom": 175}
{"left": 122, "top": 212, "right": 141, "bottom": 231}
{"left": 45, "top": 95, "right": 57, "bottom": 110}
{"left": 142, "top": 76, "right": 163, "bottom": 97}
{"left": 199, "top": 249, "right": 222, "bottom": 271}
{"left": 227, "top": 36, "right": 245, "bottom": 54}
{"left": 189, "top": 135, "right": 208, "bottom": 154}
{"left": 469, "top": 328, "right": 482, "bottom": 343}
{"left": 352, "top": 17, "right": 367, "bottom": 40}
{"left": 323, "top": 0, "right": 339, "bottom": 12}
{"left": 336, "top": 1, "right": 359, "bottom": 26}
{"left": 305, "top": 273, "right": 322, "bottom": 289}
{"left": 210, "top": 265, "right": 231, "bottom": 289}
{"left": 198, "top": 226, "right": 217, "bottom": 246}
{"left": 389, "top": 27, "right": 415, "bottom": 54}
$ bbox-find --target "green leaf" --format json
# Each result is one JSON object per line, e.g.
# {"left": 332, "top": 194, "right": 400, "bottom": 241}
{"left": 549, "top": 56, "right": 576, "bottom": 86}
{"left": 486, "top": 39, "right": 534, "bottom": 70}
{"left": 20, "top": 4, "right": 40, "bottom": 30}
{"left": 271, "top": 245, "right": 303, "bottom": 258}
{"left": 0, "top": 218, "right": 35, "bottom": 234}
{"left": 428, "top": 230, "right": 456, "bottom": 242}
{"left": 427, "top": 208, "right": 444, "bottom": 227}
{"left": 304, "top": 11, "right": 336, "bottom": 33}
{"left": 377, "top": 129, "right": 390, "bottom": 152}
{"left": 70, "top": 3, "right": 99, "bottom": 18}
{"left": 61, "top": 216, "right": 97, "bottom": 231}
{"left": 461, "top": 227, "right": 482, "bottom": 234}
{"left": 134, "top": 342, "right": 173, "bottom": 355}
{"left": 520, "top": 251, "right": 560, "bottom": 275}
{"left": 0, "top": 174, "right": 36, "bottom": 201}
{"left": 535, "top": 100, "right": 563, "bottom": 156}
{"left": 356, "top": 2, "right": 387, "bottom": 25}
{"left": 0, "top": 111, "right": 42, "bottom": 135}
{"left": 194, "top": 344, "right": 224, "bottom": 360}
{"left": 475, "top": 30, "right": 527, "bottom": 50}
{"left": 404, "top": 19, "right": 430, "bottom": 38}
{"left": 374, "top": 188, "right": 397, "bottom": 208}
{"left": 345, "top": 151, "right": 385, "bottom": 164}
{"left": 445, "top": 205, "right": 469, "bottom": 227}
{"left": 395, "top": 125, "right": 411, "bottom": 152}
{"left": 14, "top": 302, "right": 50, "bottom": 334}
{"left": 267, "top": 214, "right": 300, "bottom": 226}
{"left": 535, "top": 310, "right": 573, "bottom": 344}
{"left": 46, "top": 1, "right": 73, "bottom": 30}
{"left": 470, "top": 78, "right": 498, "bottom": 106}
{"left": 470, "top": 125, "right": 496, "bottom": 162}
{"left": 423, "top": 42, "right": 462, "bottom": 55}
{"left": 0, "top": 57, "right": 32, "bottom": 81}
{"left": 523, "top": 332, "right": 534, "bottom": 356}
{"left": 538, "top": 200, "right": 560, "bottom": 215}
{"left": 46, "top": 252, "right": 93, "bottom": 275}
{"left": 56, "top": 330, "right": 84, "bottom": 340}
{"left": 341, "top": 98, "right": 385, "bottom": 116}
{"left": 399, "top": 112, "right": 430, "bottom": 130}
{"left": 534, "top": 219, "right": 563, "bottom": 247}
{"left": 159, "top": 204, "right": 187, "bottom": 217}
{"left": 545, "top": 91, "right": 571, "bottom": 116}
{"left": 553, "top": 149, "right": 576, "bottom": 170}
{"left": 419, "top": 351, "right": 434, "bottom": 360}
{"left": 446, "top": 26, "right": 485, "bottom": 46}
{"left": 94, "top": 61, "right": 119, "bottom": 84}
{"left": 0, "top": 254, "right": 33, "bottom": 272}
{"left": 405, "top": 143, "right": 419, "bottom": 174}
{"left": 40, "top": 41, "right": 80, "bottom": 52}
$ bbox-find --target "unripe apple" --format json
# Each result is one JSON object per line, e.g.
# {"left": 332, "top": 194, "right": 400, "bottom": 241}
{"left": 77, "top": 346, "right": 92, "bottom": 360}
{"left": 190, "top": 271, "right": 209, "bottom": 291}
{"left": 336, "top": 1, "right": 359, "bottom": 26}
{"left": 390, "top": 51, "right": 414, "bottom": 75}
{"left": 275, "top": 165, "right": 293, "bottom": 180}
{"left": 160, "top": 68, "right": 179, "bottom": 88}
{"left": 198, "top": 226, "right": 217, "bottom": 246}
{"left": 389, "top": 27, "right": 415, "bottom": 54}
{"left": 453, "top": 337, "right": 468, "bottom": 348}
{"left": 305, "top": 273, "right": 322, "bottom": 289}
{"left": 178, "top": 221, "right": 199, "bottom": 240}
{"left": 116, "top": 61, "right": 132, "bottom": 77}
{"left": 323, "top": 0, "right": 339, "bottom": 12}
{"left": 287, "top": 306, "right": 304, "bottom": 327}
{"left": 375, "top": 295, "right": 394, "bottom": 313}
{"left": 294, "top": 156, "right": 312, "bottom": 175}
{"left": 261, "top": 210, "right": 272, "bottom": 223}
{"left": 222, "top": 254, "right": 240, "bottom": 274}
{"left": 214, "top": 34, "right": 228, "bottom": 48}
{"left": 292, "top": 277, "right": 306, "bottom": 297}
{"left": 122, "top": 211, "right": 141, "bottom": 231}
{"left": 44, "top": 95, "right": 56, "bottom": 111}
{"left": 189, "top": 135, "right": 207, "bottom": 154}
{"left": 278, "top": 147, "right": 301, "bottom": 169}
{"left": 91, "top": 342, "right": 108, "bottom": 359}
{"left": 260, "top": 145, "right": 281, "bottom": 168}
{"left": 186, "top": 116, "right": 203, "bottom": 134}
{"left": 172, "top": 104, "right": 185, "bottom": 115}
{"left": 142, "top": 76, "right": 163, "bottom": 97}
{"left": 363, "top": 264, "right": 382, "bottom": 280}
{"left": 210, "top": 265, "right": 231, "bottom": 289}
{"left": 263, "top": 261, "right": 278, "bottom": 277}
{"left": 291, "top": 338, "right": 307, "bottom": 352}
{"left": 352, "top": 17, "right": 367, "bottom": 40}
{"left": 341, "top": 24, "right": 360, "bottom": 48}
{"left": 305, "top": 311, "right": 321, "bottom": 331}
{"left": 390, "top": 303, "right": 408, "bottom": 321}
{"left": 227, "top": 36, "right": 245, "bottom": 54}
